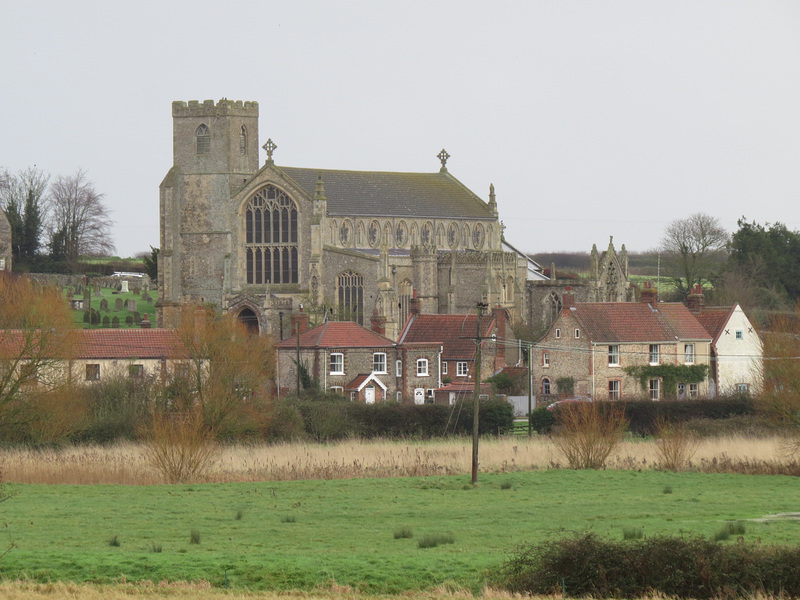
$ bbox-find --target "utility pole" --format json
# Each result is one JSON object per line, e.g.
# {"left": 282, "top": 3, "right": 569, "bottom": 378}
{"left": 472, "top": 301, "right": 488, "bottom": 484}
{"left": 296, "top": 320, "right": 301, "bottom": 398}
{"left": 527, "top": 342, "right": 533, "bottom": 438}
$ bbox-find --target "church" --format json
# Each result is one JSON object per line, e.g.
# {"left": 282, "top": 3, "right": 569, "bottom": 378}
{"left": 157, "top": 99, "right": 546, "bottom": 339}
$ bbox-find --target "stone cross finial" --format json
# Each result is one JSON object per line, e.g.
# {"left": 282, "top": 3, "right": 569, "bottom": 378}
{"left": 500, "top": 220, "right": 506, "bottom": 238}
{"left": 263, "top": 138, "right": 277, "bottom": 163}
{"left": 437, "top": 148, "right": 450, "bottom": 172}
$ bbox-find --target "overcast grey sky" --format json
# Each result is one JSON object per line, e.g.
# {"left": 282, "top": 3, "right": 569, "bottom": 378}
{"left": 2, "top": 1, "right": 799, "bottom": 258}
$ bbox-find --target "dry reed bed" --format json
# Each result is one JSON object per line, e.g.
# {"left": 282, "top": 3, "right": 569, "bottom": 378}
{"left": 1, "top": 435, "right": 796, "bottom": 485}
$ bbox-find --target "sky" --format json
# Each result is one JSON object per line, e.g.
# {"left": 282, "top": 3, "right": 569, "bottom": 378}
{"left": 2, "top": 1, "right": 800, "bottom": 259}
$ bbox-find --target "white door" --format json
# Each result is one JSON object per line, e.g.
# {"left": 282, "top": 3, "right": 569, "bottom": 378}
{"left": 365, "top": 385, "right": 376, "bottom": 404}
{"left": 414, "top": 388, "right": 424, "bottom": 405}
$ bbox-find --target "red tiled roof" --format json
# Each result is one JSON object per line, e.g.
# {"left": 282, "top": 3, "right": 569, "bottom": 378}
{"left": 74, "top": 329, "right": 188, "bottom": 359}
{"left": 276, "top": 321, "right": 394, "bottom": 349}
{"left": 398, "top": 313, "right": 494, "bottom": 360}
{"left": 568, "top": 302, "right": 711, "bottom": 343}
{"left": 693, "top": 306, "right": 735, "bottom": 343}
{"left": 0, "top": 328, "right": 189, "bottom": 359}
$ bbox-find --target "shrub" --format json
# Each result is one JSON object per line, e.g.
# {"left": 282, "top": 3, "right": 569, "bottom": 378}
{"left": 552, "top": 401, "right": 627, "bottom": 469}
{"left": 149, "top": 543, "right": 162, "bottom": 553}
{"left": 417, "top": 533, "right": 454, "bottom": 549}
{"left": 622, "top": 527, "right": 643, "bottom": 540}
{"left": 529, "top": 407, "right": 555, "bottom": 434}
{"left": 494, "top": 533, "right": 800, "bottom": 599}
{"left": 190, "top": 529, "right": 201, "bottom": 544}
{"left": 141, "top": 410, "right": 220, "bottom": 484}
{"left": 393, "top": 527, "right": 413, "bottom": 539}
{"left": 280, "top": 515, "right": 297, "bottom": 523}
{"left": 625, "top": 397, "right": 755, "bottom": 436}
{"left": 653, "top": 417, "right": 700, "bottom": 471}
{"left": 107, "top": 535, "right": 120, "bottom": 547}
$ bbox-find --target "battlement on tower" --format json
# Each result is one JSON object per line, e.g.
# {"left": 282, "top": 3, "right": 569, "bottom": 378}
{"left": 172, "top": 99, "right": 259, "bottom": 117}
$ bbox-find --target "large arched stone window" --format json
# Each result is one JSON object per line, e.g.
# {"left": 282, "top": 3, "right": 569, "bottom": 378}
{"left": 398, "top": 279, "right": 413, "bottom": 328}
{"left": 244, "top": 185, "right": 298, "bottom": 285}
{"left": 337, "top": 271, "right": 364, "bottom": 325}
{"left": 544, "top": 292, "right": 562, "bottom": 327}
{"left": 196, "top": 124, "right": 210, "bottom": 154}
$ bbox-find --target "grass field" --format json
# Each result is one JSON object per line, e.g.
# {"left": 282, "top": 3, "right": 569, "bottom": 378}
{"left": 1, "top": 469, "right": 798, "bottom": 592}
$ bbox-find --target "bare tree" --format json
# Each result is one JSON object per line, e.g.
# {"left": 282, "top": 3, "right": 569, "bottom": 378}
{"left": 47, "top": 169, "right": 114, "bottom": 265}
{"left": 659, "top": 213, "right": 728, "bottom": 297}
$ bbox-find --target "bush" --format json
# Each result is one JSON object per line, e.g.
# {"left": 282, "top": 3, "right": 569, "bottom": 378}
{"left": 494, "top": 533, "right": 800, "bottom": 599}
{"left": 529, "top": 407, "right": 555, "bottom": 434}
{"left": 417, "top": 533, "right": 454, "bottom": 549}
{"left": 552, "top": 401, "right": 627, "bottom": 469}
{"left": 653, "top": 417, "right": 699, "bottom": 471}
{"left": 625, "top": 397, "right": 755, "bottom": 436}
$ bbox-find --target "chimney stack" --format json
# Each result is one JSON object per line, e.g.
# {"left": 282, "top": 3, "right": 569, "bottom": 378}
{"left": 687, "top": 284, "right": 705, "bottom": 313}
{"left": 640, "top": 281, "right": 658, "bottom": 307}
{"left": 409, "top": 288, "right": 422, "bottom": 315}
{"left": 290, "top": 305, "right": 309, "bottom": 336}
{"left": 562, "top": 286, "right": 575, "bottom": 308}
{"left": 370, "top": 309, "right": 387, "bottom": 335}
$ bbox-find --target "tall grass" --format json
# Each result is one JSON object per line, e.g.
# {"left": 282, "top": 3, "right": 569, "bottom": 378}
{"left": 0, "top": 435, "right": 796, "bottom": 485}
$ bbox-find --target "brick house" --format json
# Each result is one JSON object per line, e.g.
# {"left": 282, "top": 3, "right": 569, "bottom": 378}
{"left": 534, "top": 288, "right": 712, "bottom": 400}
{"left": 397, "top": 307, "right": 518, "bottom": 389}
{"left": 275, "top": 315, "right": 440, "bottom": 403}
{"left": 0, "top": 327, "right": 194, "bottom": 386}
{"left": 687, "top": 286, "right": 763, "bottom": 395}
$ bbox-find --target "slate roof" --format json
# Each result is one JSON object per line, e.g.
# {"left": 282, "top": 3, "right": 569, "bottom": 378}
{"left": 693, "top": 306, "right": 736, "bottom": 344}
{"left": 0, "top": 329, "right": 188, "bottom": 359}
{"left": 278, "top": 166, "right": 495, "bottom": 220}
{"left": 566, "top": 303, "right": 710, "bottom": 343}
{"left": 275, "top": 321, "right": 395, "bottom": 350}
{"left": 398, "top": 313, "right": 494, "bottom": 360}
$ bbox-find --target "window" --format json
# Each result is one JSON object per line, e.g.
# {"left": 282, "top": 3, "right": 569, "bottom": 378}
{"left": 677, "top": 383, "right": 686, "bottom": 398}
{"left": 736, "top": 330, "right": 744, "bottom": 340}
{"left": 174, "top": 363, "right": 190, "bottom": 379}
{"left": 372, "top": 353, "right": 387, "bottom": 373}
{"left": 396, "top": 360, "right": 402, "bottom": 377}
{"left": 649, "top": 379, "right": 660, "bottom": 400}
{"left": 442, "top": 361, "right": 448, "bottom": 375}
{"left": 457, "top": 361, "right": 469, "bottom": 377}
{"left": 608, "top": 380, "right": 620, "bottom": 400}
{"left": 396, "top": 391, "right": 403, "bottom": 401}
{"left": 330, "top": 386, "right": 343, "bottom": 394}
{"left": 350, "top": 391, "right": 357, "bottom": 401}
{"left": 542, "top": 352, "right": 550, "bottom": 367}
{"left": 416, "top": 358, "right": 429, "bottom": 376}
{"left": 555, "top": 328, "right": 561, "bottom": 339}
{"left": 239, "top": 125, "right": 247, "bottom": 155}
{"left": 245, "top": 185, "right": 299, "bottom": 285}
{"left": 684, "top": 343, "right": 695, "bottom": 364}
{"left": 338, "top": 271, "right": 365, "bottom": 325}
{"left": 129, "top": 364, "right": 144, "bottom": 378}
{"left": 689, "top": 383, "right": 699, "bottom": 398}
{"left": 574, "top": 328, "right": 581, "bottom": 339}
{"left": 737, "top": 383, "right": 749, "bottom": 394}
{"left": 329, "top": 353, "right": 344, "bottom": 375}
{"left": 85, "top": 364, "right": 100, "bottom": 381}
{"left": 608, "top": 345, "right": 620, "bottom": 366}
{"left": 649, "top": 344, "right": 660, "bottom": 365}
{"left": 542, "top": 378, "right": 551, "bottom": 395}
{"left": 196, "top": 124, "right": 210, "bottom": 154}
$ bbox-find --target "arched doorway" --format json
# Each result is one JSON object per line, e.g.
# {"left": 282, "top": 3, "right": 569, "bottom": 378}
{"left": 237, "top": 308, "right": 260, "bottom": 335}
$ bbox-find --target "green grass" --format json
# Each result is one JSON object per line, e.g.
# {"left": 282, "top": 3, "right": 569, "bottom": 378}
{"left": 1, "top": 470, "right": 798, "bottom": 592}
{"left": 65, "top": 286, "right": 157, "bottom": 329}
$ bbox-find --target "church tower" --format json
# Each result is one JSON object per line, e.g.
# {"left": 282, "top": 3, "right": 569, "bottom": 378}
{"left": 158, "top": 99, "right": 259, "bottom": 327}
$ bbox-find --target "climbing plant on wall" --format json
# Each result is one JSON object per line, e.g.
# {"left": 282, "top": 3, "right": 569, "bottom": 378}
{"left": 624, "top": 364, "right": 709, "bottom": 398}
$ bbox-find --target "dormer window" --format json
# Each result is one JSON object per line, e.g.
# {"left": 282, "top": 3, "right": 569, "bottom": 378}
{"left": 196, "top": 124, "right": 210, "bottom": 154}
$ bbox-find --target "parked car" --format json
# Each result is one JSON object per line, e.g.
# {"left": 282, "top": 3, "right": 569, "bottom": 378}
{"left": 546, "top": 396, "right": 592, "bottom": 410}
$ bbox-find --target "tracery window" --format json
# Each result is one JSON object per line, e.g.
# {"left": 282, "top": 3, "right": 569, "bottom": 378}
{"left": 421, "top": 222, "right": 433, "bottom": 245}
{"left": 244, "top": 185, "right": 298, "bottom": 285}
{"left": 196, "top": 124, "right": 210, "bottom": 154}
{"left": 436, "top": 224, "right": 446, "bottom": 247}
{"left": 368, "top": 221, "right": 381, "bottom": 248}
{"left": 395, "top": 221, "right": 408, "bottom": 247}
{"left": 337, "top": 271, "right": 364, "bottom": 325}
{"left": 472, "top": 223, "right": 485, "bottom": 249}
{"left": 339, "top": 220, "right": 352, "bottom": 246}
{"left": 447, "top": 223, "right": 459, "bottom": 249}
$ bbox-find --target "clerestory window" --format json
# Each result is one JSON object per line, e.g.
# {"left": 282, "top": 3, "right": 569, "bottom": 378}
{"left": 196, "top": 124, "right": 210, "bottom": 154}
{"left": 245, "top": 185, "right": 298, "bottom": 285}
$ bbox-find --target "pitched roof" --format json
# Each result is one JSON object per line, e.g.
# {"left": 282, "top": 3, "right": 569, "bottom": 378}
{"left": 398, "top": 313, "right": 494, "bottom": 360}
{"left": 74, "top": 329, "right": 188, "bottom": 359}
{"left": 275, "top": 321, "right": 395, "bottom": 349}
{"left": 0, "top": 328, "right": 188, "bottom": 359}
{"left": 278, "top": 166, "right": 495, "bottom": 220}
{"left": 566, "top": 302, "right": 710, "bottom": 343}
{"left": 693, "top": 306, "right": 736, "bottom": 343}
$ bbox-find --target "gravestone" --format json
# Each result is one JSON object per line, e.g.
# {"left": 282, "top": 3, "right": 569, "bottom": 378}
{"left": 142, "top": 292, "right": 152, "bottom": 303}
{"left": 121, "top": 280, "right": 129, "bottom": 293}
{"left": 102, "top": 316, "right": 110, "bottom": 328}
{"left": 115, "top": 298, "right": 124, "bottom": 310}
{"left": 133, "top": 311, "right": 141, "bottom": 324}
{"left": 132, "top": 285, "right": 141, "bottom": 295}
{"left": 112, "top": 316, "right": 120, "bottom": 328}
{"left": 94, "top": 283, "right": 102, "bottom": 296}
{"left": 125, "top": 315, "right": 133, "bottom": 325}
{"left": 126, "top": 299, "right": 137, "bottom": 312}
{"left": 75, "top": 284, "right": 83, "bottom": 296}
{"left": 99, "top": 298, "right": 109, "bottom": 311}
